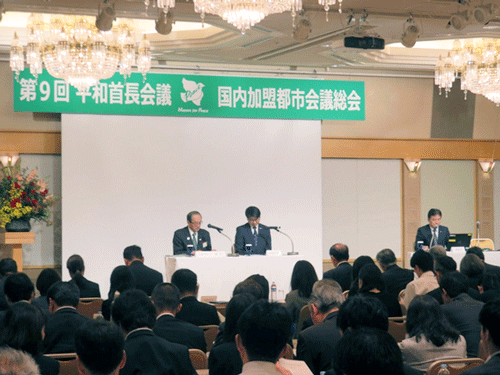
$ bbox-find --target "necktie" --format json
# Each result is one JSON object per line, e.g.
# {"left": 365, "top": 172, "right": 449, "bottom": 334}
{"left": 253, "top": 227, "right": 258, "bottom": 247}
{"left": 432, "top": 227, "right": 437, "bottom": 246}
{"left": 192, "top": 232, "right": 197, "bottom": 250}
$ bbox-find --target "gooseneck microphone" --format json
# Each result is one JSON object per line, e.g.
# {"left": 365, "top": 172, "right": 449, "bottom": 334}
{"left": 270, "top": 226, "right": 298, "bottom": 255}
{"left": 207, "top": 223, "right": 223, "bottom": 232}
{"left": 207, "top": 223, "right": 238, "bottom": 257}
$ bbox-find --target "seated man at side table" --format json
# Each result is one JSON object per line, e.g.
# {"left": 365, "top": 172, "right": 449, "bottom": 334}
{"left": 173, "top": 211, "right": 212, "bottom": 255}
{"left": 235, "top": 206, "right": 272, "bottom": 255}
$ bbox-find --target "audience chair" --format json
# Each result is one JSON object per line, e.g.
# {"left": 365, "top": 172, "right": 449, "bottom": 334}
{"left": 200, "top": 325, "right": 219, "bottom": 352}
{"left": 46, "top": 353, "right": 79, "bottom": 375}
{"left": 388, "top": 316, "right": 407, "bottom": 342}
{"left": 189, "top": 349, "right": 208, "bottom": 369}
{"left": 426, "top": 358, "right": 484, "bottom": 375}
{"left": 200, "top": 295, "right": 217, "bottom": 304}
{"left": 295, "top": 304, "right": 311, "bottom": 337}
{"left": 77, "top": 298, "right": 103, "bottom": 319}
{"left": 470, "top": 238, "right": 495, "bottom": 251}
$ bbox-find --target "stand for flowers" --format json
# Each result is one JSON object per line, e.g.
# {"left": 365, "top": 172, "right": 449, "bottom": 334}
{"left": 0, "top": 231, "right": 35, "bottom": 272}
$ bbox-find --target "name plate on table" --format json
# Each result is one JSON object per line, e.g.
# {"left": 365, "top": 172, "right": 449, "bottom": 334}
{"left": 193, "top": 251, "right": 226, "bottom": 258}
{"left": 266, "top": 250, "right": 282, "bottom": 257}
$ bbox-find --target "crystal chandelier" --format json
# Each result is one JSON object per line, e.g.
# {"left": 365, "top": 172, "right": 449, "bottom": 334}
{"left": 10, "top": 14, "right": 151, "bottom": 93}
{"left": 434, "top": 38, "right": 500, "bottom": 106}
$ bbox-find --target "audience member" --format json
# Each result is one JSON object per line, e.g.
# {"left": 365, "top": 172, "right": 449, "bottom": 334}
{"left": 151, "top": 282, "right": 206, "bottom": 351}
{"left": 75, "top": 320, "right": 126, "bottom": 375}
{"left": 462, "top": 300, "right": 500, "bottom": 375}
{"left": 297, "top": 279, "right": 344, "bottom": 375}
{"left": 429, "top": 245, "right": 446, "bottom": 261}
{"left": 377, "top": 248, "right": 414, "bottom": 300}
{"left": 323, "top": 243, "right": 352, "bottom": 292}
{"left": 101, "top": 265, "right": 135, "bottom": 321}
{"left": 232, "top": 279, "right": 264, "bottom": 300}
{"left": 403, "top": 250, "right": 438, "bottom": 309}
{"left": 43, "top": 281, "right": 89, "bottom": 354}
{"left": 246, "top": 274, "right": 269, "bottom": 300}
{"left": 123, "top": 245, "right": 163, "bottom": 295}
{"left": 0, "top": 303, "right": 59, "bottom": 375}
{"left": 347, "top": 255, "right": 374, "bottom": 297}
{"left": 32, "top": 269, "right": 61, "bottom": 314}
{"left": 66, "top": 254, "right": 101, "bottom": 298}
{"left": 171, "top": 268, "right": 220, "bottom": 326}
{"left": 111, "top": 289, "right": 196, "bottom": 375}
{"left": 0, "top": 259, "right": 17, "bottom": 311}
{"left": 209, "top": 293, "right": 257, "bottom": 375}
{"left": 0, "top": 347, "right": 40, "bottom": 375}
{"left": 460, "top": 254, "right": 486, "bottom": 293}
{"left": 440, "top": 271, "right": 484, "bottom": 357}
{"left": 285, "top": 260, "right": 318, "bottom": 324}
{"left": 3, "top": 273, "right": 34, "bottom": 304}
{"left": 399, "top": 295, "right": 466, "bottom": 372}
{"left": 426, "top": 256, "right": 457, "bottom": 304}
{"left": 478, "top": 272, "right": 500, "bottom": 303}
{"left": 467, "top": 246, "right": 500, "bottom": 280}
{"left": 358, "top": 263, "right": 402, "bottom": 317}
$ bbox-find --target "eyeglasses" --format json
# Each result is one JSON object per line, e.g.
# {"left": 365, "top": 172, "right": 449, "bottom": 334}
{"left": 191, "top": 221, "right": 202, "bottom": 225}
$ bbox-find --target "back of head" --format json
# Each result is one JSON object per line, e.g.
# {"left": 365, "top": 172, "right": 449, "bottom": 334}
{"left": 480, "top": 272, "right": 500, "bottom": 292}
{"left": 429, "top": 245, "right": 446, "bottom": 260}
{"left": 410, "top": 250, "right": 434, "bottom": 273}
{"left": 329, "top": 243, "right": 349, "bottom": 262}
{"left": 0, "top": 259, "right": 17, "bottom": 278}
{"left": 376, "top": 249, "right": 396, "bottom": 268}
{"left": 0, "top": 347, "right": 40, "bottom": 375}
{"left": 460, "top": 254, "right": 485, "bottom": 278}
{"left": 358, "top": 263, "right": 384, "bottom": 292}
{"left": 245, "top": 206, "right": 261, "bottom": 219}
{"left": 434, "top": 256, "right": 457, "bottom": 275}
{"left": 427, "top": 208, "right": 442, "bottom": 219}
{"left": 233, "top": 279, "right": 264, "bottom": 299}
{"left": 66, "top": 254, "right": 84, "bottom": 276}
{"left": 224, "top": 293, "right": 257, "bottom": 343}
{"left": 290, "top": 260, "right": 318, "bottom": 299}
{"left": 309, "top": 279, "right": 344, "bottom": 314}
{"left": 151, "top": 283, "right": 180, "bottom": 313}
{"left": 466, "top": 246, "right": 485, "bottom": 261}
{"left": 237, "top": 300, "right": 291, "bottom": 363}
{"left": 4, "top": 273, "right": 34, "bottom": 303}
{"left": 479, "top": 300, "right": 500, "bottom": 348}
{"left": 123, "top": 245, "right": 142, "bottom": 261}
{"left": 171, "top": 268, "right": 197, "bottom": 295}
{"left": 245, "top": 274, "right": 269, "bottom": 300}
{"left": 352, "top": 256, "right": 375, "bottom": 280}
{"left": 47, "top": 281, "right": 80, "bottom": 308}
{"left": 439, "top": 271, "right": 468, "bottom": 299}
{"left": 109, "top": 265, "right": 135, "bottom": 299}
{"left": 333, "top": 327, "right": 404, "bottom": 375}
{"left": 337, "top": 295, "right": 388, "bottom": 332}
{"left": 76, "top": 320, "right": 125, "bottom": 375}
{"left": 111, "top": 289, "right": 156, "bottom": 333}
{"left": 36, "top": 269, "right": 61, "bottom": 297}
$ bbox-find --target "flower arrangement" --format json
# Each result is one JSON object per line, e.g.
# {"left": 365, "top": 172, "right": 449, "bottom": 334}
{"left": 0, "top": 165, "right": 55, "bottom": 228}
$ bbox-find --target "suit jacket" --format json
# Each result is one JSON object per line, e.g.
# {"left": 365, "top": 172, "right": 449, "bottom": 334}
{"left": 173, "top": 227, "right": 212, "bottom": 255}
{"left": 208, "top": 341, "right": 242, "bottom": 375}
{"left": 128, "top": 260, "right": 163, "bottom": 296}
{"left": 153, "top": 314, "right": 207, "bottom": 352}
{"left": 43, "top": 307, "right": 89, "bottom": 354}
{"left": 69, "top": 274, "right": 101, "bottom": 298}
{"left": 235, "top": 223, "right": 272, "bottom": 255}
{"left": 121, "top": 328, "right": 196, "bottom": 375}
{"left": 323, "top": 262, "right": 353, "bottom": 292}
{"left": 296, "top": 310, "right": 342, "bottom": 375}
{"left": 176, "top": 296, "right": 220, "bottom": 326}
{"left": 462, "top": 354, "right": 500, "bottom": 375}
{"left": 414, "top": 224, "right": 450, "bottom": 250}
{"left": 441, "top": 293, "right": 484, "bottom": 358}
{"left": 403, "top": 271, "right": 439, "bottom": 309}
{"left": 33, "top": 353, "right": 60, "bottom": 375}
{"left": 382, "top": 264, "right": 414, "bottom": 300}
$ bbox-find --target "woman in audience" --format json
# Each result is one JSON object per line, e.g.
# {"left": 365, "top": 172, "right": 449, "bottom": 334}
{"left": 285, "top": 260, "right": 318, "bottom": 324}
{"left": 0, "top": 302, "right": 59, "bottom": 375}
{"left": 479, "top": 271, "right": 500, "bottom": 303}
{"left": 31, "top": 269, "right": 61, "bottom": 314}
{"left": 102, "top": 265, "right": 135, "bottom": 320}
{"left": 208, "top": 293, "right": 256, "bottom": 375}
{"left": 348, "top": 256, "right": 375, "bottom": 297}
{"left": 399, "top": 295, "right": 466, "bottom": 372}
{"left": 357, "top": 263, "right": 402, "bottom": 317}
{"left": 460, "top": 254, "right": 485, "bottom": 293}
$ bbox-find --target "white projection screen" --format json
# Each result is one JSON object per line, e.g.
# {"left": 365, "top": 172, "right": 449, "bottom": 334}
{"left": 62, "top": 114, "right": 322, "bottom": 295}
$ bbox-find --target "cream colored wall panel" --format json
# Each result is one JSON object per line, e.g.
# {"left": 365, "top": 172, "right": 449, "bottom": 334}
{"left": 473, "top": 95, "right": 500, "bottom": 140}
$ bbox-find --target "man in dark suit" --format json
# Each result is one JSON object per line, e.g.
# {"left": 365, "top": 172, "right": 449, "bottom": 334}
{"left": 467, "top": 246, "right": 500, "bottom": 279}
{"left": 462, "top": 300, "right": 500, "bottom": 375}
{"left": 441, "top": 272, "right": 484, "bottom": 357}
{"left": 0, "top": 258, "right": 17, "bottom": 311}
{"left": 377, "top": 248, "right": 414, "bottom": 300}
{"left": 151, "top": 282, "right": 207, "bottom": 351}
{"left": 235, "top": 206, "right": 272, "bottom": 255}
{"left": 171, "top": 268, "right": 220, "bottom": 326}
{"left": 111, "top": 289, "right": 197, "bottom": 375}
{"left": 297, "top": 280, "right": 344, "bottom": 375}
{"left": 66, "top": 254, "right": 101, "bottom": 298}
{"left": 43, "top": 281, "right": 89, "bottom": 354}
{"left": 123, "top": 245, "right": 163, "bottom": 296}
{"left": 414, "top": 208, "right": 450, "bottom": 251}
{"left": 173, "top": 211, "right": 212, "bottom": 255}
{"left": 323, "top": 243, "right": 352, "bottom": 292}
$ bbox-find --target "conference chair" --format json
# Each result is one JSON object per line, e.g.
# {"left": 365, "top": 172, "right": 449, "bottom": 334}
{"left": 46, "top": 353, "right": 79, "bottom": 375}
{"left": 77, "top": 298, "right": 103, "bottom": 319}
{"left": 426, "top": 358, "right": 484, "bottom": 375}
{"left": 200, "top": 324, "right": 219, "bottom": 352}
{"left": 295, "top": 304, "right": 311, "bottom": 337}
{"left": 189, "top": 349, "right": 208, "bottom": 369}
{"left": 200, "top": 295, "right": 217, "bottom": 304}
{"left": 388, "top": 316, "right": 406, "bottom": 342}
{"left": 470, "top": 238, "right": 495, "bottom": 251}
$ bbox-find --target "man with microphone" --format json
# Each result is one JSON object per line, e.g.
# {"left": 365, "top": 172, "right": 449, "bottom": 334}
{"left": 414, "top": 208, "right": 450, "bottom": 251}
{"left": 235, "top": 206, "right": 272, "bottom": 255}
{"left": 173, "top": 211, "right": 212, "bottom": 255}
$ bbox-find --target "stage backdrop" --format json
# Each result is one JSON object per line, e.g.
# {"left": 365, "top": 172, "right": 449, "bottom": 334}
{"left": 61, "top": 114, "right": 322, "bottom": 295}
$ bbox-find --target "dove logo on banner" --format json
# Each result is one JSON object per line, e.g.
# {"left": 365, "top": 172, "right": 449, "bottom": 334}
{"left": 180, "top": 78, "right": 205, "bottom": 106}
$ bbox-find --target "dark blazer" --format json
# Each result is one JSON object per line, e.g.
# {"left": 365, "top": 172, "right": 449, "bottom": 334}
{"left": 34, "top": 353, "right": 60, "bottom": 375}
{"left": 414, "top": 224, "right": 450, "bottom": 250}
{"left": 69, "top": 274, "right": 101, "bottom": 298}
{"left": 381, "top": 264, "right": 414, "bottom": 300}
{"left": 208, "top": 341, "right": 242, "bottom": 375}
{"left": 153, "top": 314, "right": 207, "bottom": 352}
{"left": 296, "top": 310, "right": 342, "bottom": 375}
{"left": 176, "top": 296, "right": 220, "bottom": 326}
{"left": 323, "top": 262, "right": 353, "bottom": 292}
{"left": 441, "top": 293, "right": 484, "bottom": 358}
{"left": 428, "top": 287, "right": 482, "bottom": 305}
{"left": 462, "top": 354, "right": 500, "bottom": 375}
{"left": 173, "top": 227, "right": 212, "bottom": 255}
{"left": 484, "top": 262, "right": 500, "bottom": 279}
{"left": 0, "top": 277, "right": 8, "bottom": 311}
{"left": 43, "top": 307, "right": 89, "bottom": 354}
{"left": 234, "top": 223, "right": 272, "bottom": 255}
{"left": 128, "top": 260, "right": 163, "bottom": 296}
{"left": 121, "top": 328, "right": 196, "bottom": 375}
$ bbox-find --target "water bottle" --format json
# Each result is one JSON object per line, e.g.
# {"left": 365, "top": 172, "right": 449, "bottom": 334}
{"left": 437, "top": 364, "right": 450, "bottom": 375}
{"left": 271, "top": 281, "right": 277, "bottom": 301}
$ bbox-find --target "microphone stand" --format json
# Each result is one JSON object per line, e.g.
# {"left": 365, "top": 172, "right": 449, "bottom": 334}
{"left": 210, "top": 227, "right": 238, "bottom": 257}
{"left": 272, "top": 228, "right": 298, "bottom": 256}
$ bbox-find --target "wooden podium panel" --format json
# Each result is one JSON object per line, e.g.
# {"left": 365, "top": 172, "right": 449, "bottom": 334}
{"left": 0, "top": 232, "right": 35, "bottom": 272}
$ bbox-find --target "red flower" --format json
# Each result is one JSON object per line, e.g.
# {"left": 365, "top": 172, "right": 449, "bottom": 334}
{"left": 30, "top": 182, "right": 34, "bottom": 186}
{"left": 7, "top": 176, "right": 11, "bottom": 180}
{"left": 9, "top": 198, "right": 20, "bottom": 208}
{"left": 31, "top": 190, "right": 36, "bottom": 195}
{"left": 41, "top": 190, "right": 47, "bottom": 196}
{"left": 25, "top": 197, "right": 31, "bottom": 202}
{"left": 14, "top": 182, "right": 20, "bottom": 189}
{"left": 21, "top": 192, "right": 27, "bottom": 197}
{"left": 32, "top": 199, "right": 38, "bottom": 205}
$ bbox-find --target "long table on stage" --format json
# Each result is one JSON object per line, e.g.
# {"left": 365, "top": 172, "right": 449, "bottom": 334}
{"left": 165, "top": 254, "right": 304, "bottom": 302}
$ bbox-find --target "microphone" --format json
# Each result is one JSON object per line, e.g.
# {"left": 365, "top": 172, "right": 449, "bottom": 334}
{"left": 477, "top": 221, "right": 480, "bottom": 239}
{"left": 208, "top": 224, "right": 238, "bottom": 257}
{"left": 268, "top": 226, "right": 281, "bottom": 231}
{"left": 208, "top": 223, "right": 223, "bottom": 232}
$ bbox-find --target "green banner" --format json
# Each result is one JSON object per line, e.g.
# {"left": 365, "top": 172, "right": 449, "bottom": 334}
{"left": 13, "top": 70, "right": 365, "bottom": 120}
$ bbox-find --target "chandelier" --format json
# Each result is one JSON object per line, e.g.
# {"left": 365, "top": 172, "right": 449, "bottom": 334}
{"left": 434, "top": 38, "right": 500, "bottom": 106}
{"left": 10, "top": 14, "right": 151, "bottom": 93}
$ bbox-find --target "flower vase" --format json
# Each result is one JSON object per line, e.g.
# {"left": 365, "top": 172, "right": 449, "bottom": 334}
{"left": 5, "top": 218, "right": 31, "bottom": 232}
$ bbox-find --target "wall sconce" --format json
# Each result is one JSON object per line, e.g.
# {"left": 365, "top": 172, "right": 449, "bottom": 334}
{"left": 0, "top": 153, "right": 19, "bottom": 168}
{"left": 478, "top": 159, "right": 495, "bottom": 173}
{"left": 404, "top": 159, "right": 421, "bottom": 173}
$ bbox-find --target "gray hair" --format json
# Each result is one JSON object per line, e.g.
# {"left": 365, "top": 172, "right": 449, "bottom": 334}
{"left": 376, "top": 249, "right": 396, "bottom": 267}
{"left": 310, "top": 279, "right": 345, "bottom": 313}
{"left": 0, "top": 348, "right": 40, "bottom": 375}
{"left": 429, "top": 245, "right": 446, "bottom": 260}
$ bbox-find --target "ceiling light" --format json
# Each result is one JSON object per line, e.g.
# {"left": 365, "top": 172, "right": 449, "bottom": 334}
{"left": 479, "top": 159, "right": 495, "bottom": 173}
{"left": 318, "top": 0, "right": 343, "bottom": 21}
{"left": 95, "top": 1, "right": 116, "bottom": 32}
{"left": 293, "top": 14, "right": 312, "bottom": 42}
{"left": 473, "top": 3, "right": 499, "bottom": 24}
{"left": 155, "top": 9, "right": 173, "bottom": 35}
{"left": 450, "top": 10, "right": 472, "bottom": 30}
{"left": 401, "top": 16, "right": 420, "bottom": 48}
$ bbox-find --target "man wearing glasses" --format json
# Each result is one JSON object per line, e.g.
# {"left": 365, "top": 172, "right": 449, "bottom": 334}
{"left": 173, "top": 211, "right": 212, "bottom": 255}
{"left": 235, "top": 206, "right": 272, "bottom": 255}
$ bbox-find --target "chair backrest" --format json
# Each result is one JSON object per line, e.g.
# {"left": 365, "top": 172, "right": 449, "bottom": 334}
{"left": 46, "top": 353, "right": 79, "bottom": 375}
{"left": 77, "top": 298, "right": 103, "bottom": 319}
{"left": 388, "top": 316, "right": 406, "bottom": 342}
{"left": 200, "top": 324, "right": 219, "bottom": 352}
{"left": 295, "top": 304, "right": 311, "bottom": 337}
{"left": 426, "top": 358, "right": 484, "bottom": 375}
{"left": 189, "top": 349, "right": 208, "bottom": 369}
{"left": 470, "top": 238, "right": 495, "bottom": 251}
{"left": 200, "top": 295, "right": 217, "bottom": 303}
